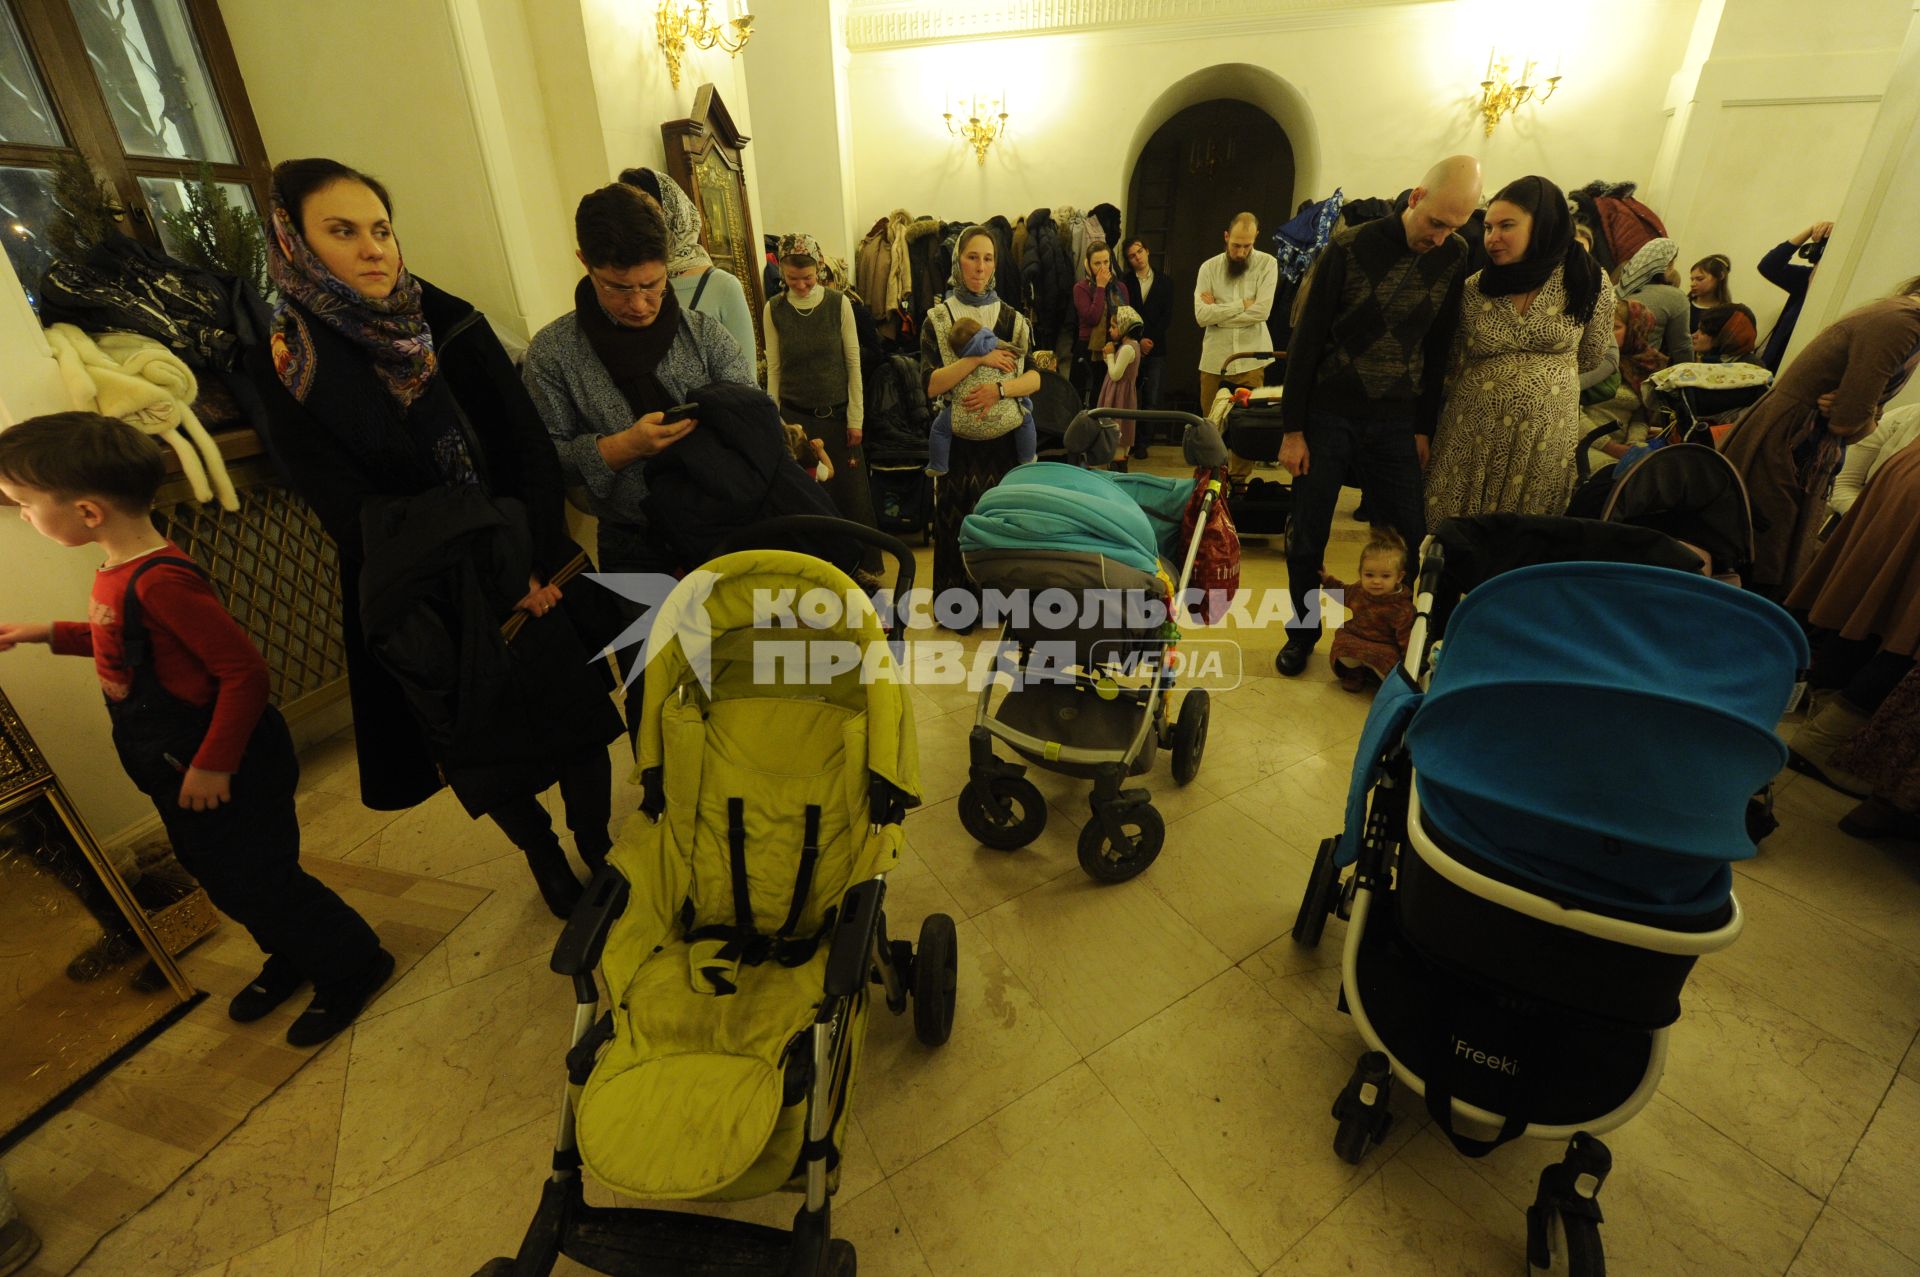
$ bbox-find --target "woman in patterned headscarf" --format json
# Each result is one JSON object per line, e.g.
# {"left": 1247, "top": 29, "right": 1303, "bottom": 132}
{"left": 619, "top": 166, "right": 757, "bottom": 364}
{"left": 765, "top": 232, "right": 880, "bottom": 576}
{"left": 249, "top": 158, "right": 623, "bottom": 921}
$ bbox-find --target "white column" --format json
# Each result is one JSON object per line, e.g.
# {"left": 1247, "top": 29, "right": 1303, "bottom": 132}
{"left": 1786, "top": 1, "right": 1920, "bottom": 383}
{"left": 741, "top": 0, "right": 858, "bottom": 260}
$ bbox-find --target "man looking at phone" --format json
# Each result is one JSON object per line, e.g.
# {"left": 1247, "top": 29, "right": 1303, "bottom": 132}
{"left": 525, "top": 184, "right": 754, "bottom": 712}
{"left": 527, "top": 183, "right": 753, "bottom": 550}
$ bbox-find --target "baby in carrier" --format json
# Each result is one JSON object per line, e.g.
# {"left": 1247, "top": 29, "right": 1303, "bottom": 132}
{"left": 927, "top": 317, "right": 1036, "bottom": 477}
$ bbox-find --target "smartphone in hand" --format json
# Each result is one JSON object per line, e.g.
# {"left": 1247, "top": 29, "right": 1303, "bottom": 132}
{"left": 663, "top": 402, "right": 700, "bottom": 419}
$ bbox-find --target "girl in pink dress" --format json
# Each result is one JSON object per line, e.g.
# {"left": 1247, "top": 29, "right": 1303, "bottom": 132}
{"left": 1097, "top": 305, "right": 1144, "bottom": 472}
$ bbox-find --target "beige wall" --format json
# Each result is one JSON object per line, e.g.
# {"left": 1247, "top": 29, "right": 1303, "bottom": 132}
{"left": 1646, "top": 0, "right": 1911, "bottom": 355}
{"left": 841, "top": 0, "right": 1699, "bottom": 229}
{"left": 222, "top": 0, "right": 525, "bottom": 339}
{"left": 0, "top": 249, "right": 155, "bottom": 845}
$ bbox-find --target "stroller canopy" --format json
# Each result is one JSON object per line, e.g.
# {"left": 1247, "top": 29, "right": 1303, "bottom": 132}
{"left": 1601, "top": 444, "right": 1754, "bottom": 578}
{"left": 1406, "top": 562, "right": 1806, "bottom": 912}
{"left": 961, "top": 462, "right": 1161, "bottom": 573}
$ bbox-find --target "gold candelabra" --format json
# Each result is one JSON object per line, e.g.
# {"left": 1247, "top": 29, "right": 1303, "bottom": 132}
{"left": 944, "top": 92, "right": 1009, "bottom": 166}
{"left": 1478, "top": 49, "right": 1561, "bottom": 136}
{"left": 657, "top": 0, "right": 754, "bottom": 90}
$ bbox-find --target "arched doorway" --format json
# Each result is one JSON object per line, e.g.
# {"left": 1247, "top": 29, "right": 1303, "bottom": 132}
{"left": 1126, "top": 100, "right": 1294, "bottom": 411}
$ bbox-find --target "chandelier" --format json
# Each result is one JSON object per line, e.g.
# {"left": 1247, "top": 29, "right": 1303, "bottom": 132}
{"left": 1478, "top": 49, "right": 1561, "bottom": 136}
{"left": 944, "top": 91, "right": 1009, "bottom": 166}
{"left": 657, "top": 0, "right": 754, "bottom": 90}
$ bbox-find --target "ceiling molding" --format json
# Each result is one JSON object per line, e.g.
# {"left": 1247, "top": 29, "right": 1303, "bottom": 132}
{"left": 844, "top": 0, "right": 1437, "bottom": 52}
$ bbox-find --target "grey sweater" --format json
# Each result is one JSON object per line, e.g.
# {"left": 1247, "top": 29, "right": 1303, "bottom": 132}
{"left": 522, "top": 306, "right": 756, "bottom": 526}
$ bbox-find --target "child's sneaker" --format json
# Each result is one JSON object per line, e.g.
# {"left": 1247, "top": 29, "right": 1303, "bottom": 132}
{"left": 286, "top": 949, "right": 395, "bottom": 1047}
{"left": 228, "top": 956, "right": 306, "bottom": 1022}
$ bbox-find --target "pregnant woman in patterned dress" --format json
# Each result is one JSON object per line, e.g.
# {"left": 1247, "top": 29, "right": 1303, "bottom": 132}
{"left": 1425, "top": 175, "right": 1614, "bottom": 523}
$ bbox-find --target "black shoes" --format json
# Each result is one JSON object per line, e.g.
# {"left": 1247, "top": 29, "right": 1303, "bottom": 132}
{"left": 287, "top": 948, "right": 395, "bottom": 1048}
{"left": 229, "top": 956, "right": 307, "bottom": 1022}
{"left": 1275, "top": 640, "right": 1315, "bottom": 677}
{"left": 524, "top": 839, "right": 585, "bottom": 919}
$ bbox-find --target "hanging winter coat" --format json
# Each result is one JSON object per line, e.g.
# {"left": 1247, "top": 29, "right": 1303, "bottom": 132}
{"left": 855, "top": 217, "right": 894, "bottom": 318}
{"left": 1057, "top": 206, "right": 1090, "bottom": 281}
{"left": 863, "top": 353, "right": 933, "bottom": 460}
{"left": 1088, "top": 203, "right": 1122, "bottom": 251}
{"left": 986, "top": 216, "right": 1023, "bottom": 312}
{"left": 1012, "top": 216, "right": 1029, "bottom": 275}
{"left": 38, "top": 232, "right": 268, "bottom": 373}
{"left": 639, "top": 380, "right": 859, "bottom": 573}
{"left": 1022, "top": 208, "right": 1074, "bottom": 350}
{"left": 905, "top": 217, "right": 945, "bottom": 329}
{"left": 883, "top": 208, "right": 914, "bottom": 319}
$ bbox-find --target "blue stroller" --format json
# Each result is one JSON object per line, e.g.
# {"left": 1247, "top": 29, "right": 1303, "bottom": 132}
{"left": 1290, "top": 515, "right": 1806, "bottom": 1274}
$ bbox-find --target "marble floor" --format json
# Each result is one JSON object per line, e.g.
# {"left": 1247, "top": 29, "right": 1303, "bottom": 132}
{"left": 59, "top": 476, "right": 1920, "bottom": 1277}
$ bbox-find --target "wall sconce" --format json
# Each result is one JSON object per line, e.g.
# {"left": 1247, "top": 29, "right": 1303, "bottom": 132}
{"left": 944, "top": 91, "right": 1009, "bottom": 166}
{"left": 657, "top": 0, "right": 754, "bottom": 90}
{"left": 1478, "top": 48, "right": 1561, "bottom": 136}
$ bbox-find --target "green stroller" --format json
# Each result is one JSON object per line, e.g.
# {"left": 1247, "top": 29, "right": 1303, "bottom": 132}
{"left": 479, "top": 521, "right": 957, "bottom": 1276}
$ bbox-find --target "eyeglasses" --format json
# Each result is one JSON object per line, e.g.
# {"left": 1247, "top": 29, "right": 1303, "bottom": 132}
{"left": 589, "top": 271, "right": 670, "bottom": 299}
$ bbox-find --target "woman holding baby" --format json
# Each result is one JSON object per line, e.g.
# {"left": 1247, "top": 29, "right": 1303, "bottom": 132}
{"left": 922, "top": 225, "right": 1042, "bottom": 626}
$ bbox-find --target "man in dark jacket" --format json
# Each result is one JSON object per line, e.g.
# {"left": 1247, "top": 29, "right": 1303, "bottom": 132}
{"left": 1121, "top": 238, "right": 1177, "bottom": 448}
{"left": 1274, "top": 155, "right": 1480, "bottom": 677}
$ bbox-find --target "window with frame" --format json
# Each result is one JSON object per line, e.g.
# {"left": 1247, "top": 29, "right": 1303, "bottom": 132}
{"left": 0, "top": 0, "right": 269, "bottom": 311}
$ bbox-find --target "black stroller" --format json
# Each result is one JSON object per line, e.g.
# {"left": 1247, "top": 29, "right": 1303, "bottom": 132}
{"left": 1567, "top": 440, "right": 1755, "bottom": 585}
{"left": 864, "top": 354, "right": 934, "bottom": 544}
{"left": 1215, "top": 350, "right": 1291, "bottom": 538}
{"left": 1290, "top": 515, "right": 1806, "bottom": 1273}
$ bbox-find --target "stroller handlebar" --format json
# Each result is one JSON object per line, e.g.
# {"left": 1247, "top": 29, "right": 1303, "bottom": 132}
{"left": 1221, "top": 351, "right": 1285, "bottom": 375}
{"left": 711, "top": 516, "right": 917, "bottom": 643}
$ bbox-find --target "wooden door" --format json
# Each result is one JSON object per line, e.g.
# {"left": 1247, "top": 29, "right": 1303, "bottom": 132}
{"left": 1125, "top": 100, "right": 1294, "bottom": 412}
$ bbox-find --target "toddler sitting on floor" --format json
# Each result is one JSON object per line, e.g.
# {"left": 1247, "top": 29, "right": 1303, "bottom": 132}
{"left": 1321, "top": 527, "right": 1415, "bottom": 692}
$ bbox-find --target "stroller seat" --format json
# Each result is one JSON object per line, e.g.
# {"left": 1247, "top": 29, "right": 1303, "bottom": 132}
{"left": 482, "top": 530, "right": 958, "bottom": 1277}
{"left": 578, "top": 694, "right": 871, "bottom": 1202}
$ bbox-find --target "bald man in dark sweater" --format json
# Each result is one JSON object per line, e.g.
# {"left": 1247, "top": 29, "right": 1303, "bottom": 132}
{"left": 1275, "top": 156, "right": 1482, "bottom": 677}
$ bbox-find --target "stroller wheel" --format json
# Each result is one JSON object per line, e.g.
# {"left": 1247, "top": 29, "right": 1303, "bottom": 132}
{"left": 912, "top": 914, "right": 959, "bottom": 1047}
{"left": 1292, "top": 838, "right": 1340, "bottom": 948}
{"left": 1170, "top": 689, "right": 1210, "bottom": 787}
{"left": 1076, "top": 805, "right": 1166, "bottom": 883}
{"left": 825, "top": 1237, "right": 858, "bottom": 1275}
{"left": 1527, "top": 1205, "right": 1604, "bottom": 1276}
{"left": 1331, "top": 1050, "right": 1394, "bottom": 1165}
{"left": 958, "top": 777, "right": 1048, "bottom": 851}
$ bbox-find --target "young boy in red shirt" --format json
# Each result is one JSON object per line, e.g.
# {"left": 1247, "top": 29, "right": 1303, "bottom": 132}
{"left": 0, "top": 413, "right": 391, "bottom": 1046}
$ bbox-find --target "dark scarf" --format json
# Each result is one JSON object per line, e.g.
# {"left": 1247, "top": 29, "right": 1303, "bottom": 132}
{"left": 1477, "top": 175, "right": 1602, "bottom": 326}
{"left": 266, "top": 190, "right": 478, "bottom": 487}
{"left": 575, "top": 273, "right": 682, "bottom": 419}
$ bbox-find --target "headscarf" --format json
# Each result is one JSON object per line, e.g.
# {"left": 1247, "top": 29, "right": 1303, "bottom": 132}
{"left": 266, "top": 185, "right": 478, "bottom": 488}
{"left": 1477, "top": 175, "right": 1603, "bottom": 326}
{"left": 776, "top": 232, "right": 823, "bottom": 264}
{"left": 1109, "top": 305, "right": 1144, "bottom": 340}
{"left": 1618, "top": 298, "right": 1668, "bottom": 393}
{"left": 1697, "top": 303, "right": 1758, "bottom": 362}
{"left": 947, "top": 225, "right": 1000, "bottom": 308}
{"left": 266, "top": 187, "right": 436, "bottom": 408}
{"left": 626, "top": 166, "right": 714, "bottom": 276}
{"left": 1618, "top": 237, "right": 1679, "bottom": 298}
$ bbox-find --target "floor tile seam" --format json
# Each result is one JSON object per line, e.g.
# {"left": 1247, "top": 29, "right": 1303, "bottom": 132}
{"left": 859, "top": 1179, "right": 937, "bottom": 1276}
{"left": 1391, "top": 1131, "right": 1536, "bottom": 1264}
{"left": 1819, "top": 1198, "right": 1920, "bottom": 1267}
{"left": 1658, "top": 1087, "right": 1842, "bottom": 1205}
{"left": 321, "top": 1113, "right": 554, "bottom": 1234}
{"left": 1257, "top": 1158, "right": 1394, "bottom": 1275}
{"left": 1703, "top": 955, "right": 1920, "bottom": 1071}
{"left": 58, "top": 1067, "right": 301, "bottom": 1277}
{"left": 872, "top": 1054, "right": 1084, "bottom": 1187}
{"left": 1073, "top": 1053, "right": 1265, "bottom": 1274}
{"left": 1731, "top": 855, "right": 1920, "bottom": 956}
